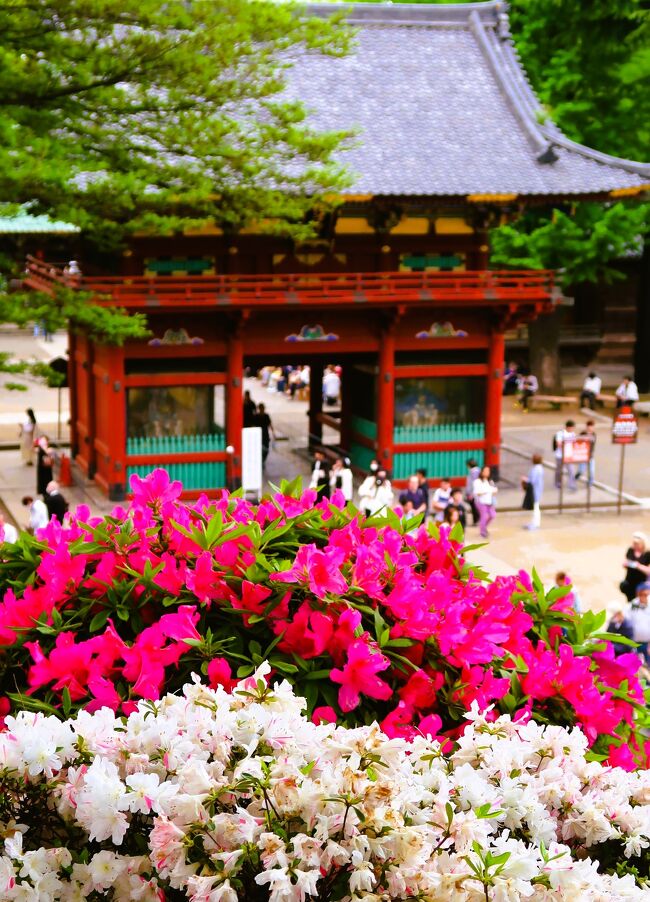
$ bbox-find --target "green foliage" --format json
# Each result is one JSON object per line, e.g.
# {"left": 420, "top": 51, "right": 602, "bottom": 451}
{"left": 508, "top": 0, "right": 649, "bottom": 160}
{"left": 491, "top": 203, "right": 649, "bottom": 288}
{"left": 0, "top": 0, "right": 352, "bottom": 246}
{"left": 492, "top": 0, "right": 649, "bottom": 282}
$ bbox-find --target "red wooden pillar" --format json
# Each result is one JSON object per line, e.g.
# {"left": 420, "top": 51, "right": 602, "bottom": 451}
{"left": 227, "top": 328, "right": 244, "bottom": 488}
{"left": 377, "top": 327, "right": 395, "bottom": 475}
{"left": 86, "top": 338, "right": 97, "bottom": 479}
{"left": 106, "top": 346, "right": 126, "bottom": 499}
{"left": 485, "top": 330, "right": 505, "bottom": 473}
{"left": 308, "top": 361, "right": 324, "bottom": 448}
{"left": 68, "top": 330, "right": 78, "bottom": 458}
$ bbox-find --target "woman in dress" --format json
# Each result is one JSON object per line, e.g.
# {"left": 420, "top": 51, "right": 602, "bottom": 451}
{"left": 473, "top": 465, "right": 498, "bottom": 539}
{"left": 620, "top": 532, "right": 650, "bottom": 601}
{"left": 19, "top": 408, "right": 37, "bottom": 465}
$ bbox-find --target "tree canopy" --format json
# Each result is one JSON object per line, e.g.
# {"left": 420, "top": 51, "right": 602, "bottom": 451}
{"left": 0, "top": 0, "right": 352, "bottom": 387}
{"left": 491, "top": 0, "right": 649, "bottom": 289}
{"left": 0, "top": 0, "right": 351, "bottom": 247}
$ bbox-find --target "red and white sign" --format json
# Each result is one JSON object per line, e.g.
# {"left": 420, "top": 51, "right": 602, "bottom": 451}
{"left": 563, "top": 438, "right": 592, "bottom": 464}
{"left": 612, "top": 407, "right": 638, "bottom": 445}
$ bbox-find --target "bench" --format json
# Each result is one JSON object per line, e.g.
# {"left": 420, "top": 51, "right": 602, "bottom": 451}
{"left": 597, "top": 394, "right": 617, "bottom": 408}
{"left": 528, "top": 394, "right": 578, "bottom": 410}
{"left": 635, "top": 401, "right": 650, "bottom": 417}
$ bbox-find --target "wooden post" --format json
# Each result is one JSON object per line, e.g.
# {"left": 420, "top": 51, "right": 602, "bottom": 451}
{"left": 377, "top": 326, "right": 395, "bottom": 476}
{"left": 485, "top": 330, "right": 504, "bottom": 474}
{"left": 308, "top": 360, "right": 324, "bottom": 448}
{"left": 227, "top": 326, "right": 244, "bottom": 489}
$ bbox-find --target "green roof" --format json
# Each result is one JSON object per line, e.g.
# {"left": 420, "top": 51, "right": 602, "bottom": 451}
{"left": 0, "top": 211, "right": 79, "bottom": 235}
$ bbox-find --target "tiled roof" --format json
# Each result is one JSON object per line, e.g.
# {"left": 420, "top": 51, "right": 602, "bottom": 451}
{"left": 290, "top": 1, "right": 650, "bottom": 198}
{"left": 0, "top": 210, "right": 80, "bottom": 235}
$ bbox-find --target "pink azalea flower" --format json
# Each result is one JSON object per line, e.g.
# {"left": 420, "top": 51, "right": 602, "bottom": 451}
{"left": 330, "top": 640, "right": 392, "bottom": 712}
{"left": 398, "top": 669, "right": 444, "bottom": 710}
{"left": 275, "top": 602, "right": 334, "bottom": 659}
{"left": 270, "top": 544, "right": 348, "bottom": 599}
{"left": 207, "top": 657, "right": 235, "bottom": 691}
{"left": 185, "top": 551, "right": 226, "bottom": 605}
{"left": 312, "top": 706, "right": 337, "bottom": 725}
{"left": 130, "top": 468, "right": 183, "bottom": 509}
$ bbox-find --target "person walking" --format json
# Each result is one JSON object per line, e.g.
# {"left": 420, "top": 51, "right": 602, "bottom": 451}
{"left": 44, "top": 481, "right": 68, "bottom": 522}
{"left": 577, "top": 419, "right": 597, "bottom": 486}
{"left": 19, "top": 408, "right": 37, "bottom": 465}
{"left": 473, "top": 465, "right": 498, "bottom": 538}
{"left": 580, "top": 372, "right": 602, "bottom": 410}
{"left": 465, "top": 458, "right": 480, "bottom": 525}
{"left": 553, "top": 420, "right": 576, "bottom": 491}
{"left": 36, "top": 436, "right": 55, "bottom": 496}
{"left": 309, "top": 450, "right": 330, "bottom": 500}
{"left": 254, "top": 403, "right": 274, "bottom": 467}
{"left": 620, "top": 532, "right": 650, "bottom": 601}
{"left": 0, "top": 514, "right": 18, "bottom": 545}
{"left": 21, "top": 495, "right": 49, "bottom": 533}
{"left": 522, "top": 453, "right": 544, "bottom": 530}
{"left": 615, "top": 376, "right": 639, "bottom": 409}
{"left": 329, "top": 457, "right": 353, "bottom": 502}
{"left": 322, "top": 366, "right": 341, "bottom": 407}
{"left": 243, "top": 390, "right": 257, "bottom": 427}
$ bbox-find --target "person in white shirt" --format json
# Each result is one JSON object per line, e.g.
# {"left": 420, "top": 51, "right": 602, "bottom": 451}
{"left": 21, "top": 495, "right": 49, "bottom": 533}
{"left": 431, "top": 477, "right": 452, "bottom": 522}
{"left": 616, "top": 376, "right": 639, "bottom": 409}
{"left": 473, "top": 465, "right": 498, "bottom": 538}
{"left": 0, "top": 515, "right": 18, "bottom": 545}
{"left": 519, "top": 372, "right": 539, "bottom": 411}
{"left": 329, "top": 457, "right": 354, "bottom": 502}
{"left": 580, "top": 372, "right": 602, "bottom": 410}
{"left": 322, "top": 367, "right": 341, "bottom": 406}
{"left": 358, "top": 468, "right": 393, "bottom": 516}
{"left": 554, "top": 419, "right": 577, "bottom": 491}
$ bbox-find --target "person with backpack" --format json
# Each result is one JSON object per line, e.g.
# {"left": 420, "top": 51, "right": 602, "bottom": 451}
{"left": 553, "top": 420, "right": 576, "bottom": 491}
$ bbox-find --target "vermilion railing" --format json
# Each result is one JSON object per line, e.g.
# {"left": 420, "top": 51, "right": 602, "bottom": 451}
{"left": 24, "top": 256, "right": 554, "bottom": 306}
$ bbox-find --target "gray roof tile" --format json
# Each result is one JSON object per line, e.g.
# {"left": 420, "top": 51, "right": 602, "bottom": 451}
{"left": 288, "top": 2, "right": 649, "bottom": 197}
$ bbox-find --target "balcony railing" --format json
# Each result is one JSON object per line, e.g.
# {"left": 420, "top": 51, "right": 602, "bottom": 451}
{"left": 24, "top": 256, "right": 555, "bottom": 308}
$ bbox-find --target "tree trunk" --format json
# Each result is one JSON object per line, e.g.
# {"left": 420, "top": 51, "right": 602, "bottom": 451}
{"left": 528, "top": 309, "right": 564, "bottom": 394}
{"left": 634, "top": 239, "right": 650, "bottom": 393}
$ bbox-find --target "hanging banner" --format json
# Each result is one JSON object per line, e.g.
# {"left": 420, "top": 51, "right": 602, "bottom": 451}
{"left": 612, "top": 408, "right": 638, "bottom": 445}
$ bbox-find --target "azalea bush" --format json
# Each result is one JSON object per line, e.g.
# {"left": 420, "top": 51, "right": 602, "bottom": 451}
{"left": 0, "top": 470, "right": 647, "bottom": 767}
{"left": 0, "top": 668, "right": 649, "bottom": 901}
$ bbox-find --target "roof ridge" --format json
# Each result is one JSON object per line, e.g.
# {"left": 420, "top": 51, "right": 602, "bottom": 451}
{"left": 478, "top": 6, "right": 650, "bottom": 177}
{"left": 306, "top": 1, "right": 500, "bottom": 27}
{"left": 469, "top": 9, "right": 553, "bottom": 162}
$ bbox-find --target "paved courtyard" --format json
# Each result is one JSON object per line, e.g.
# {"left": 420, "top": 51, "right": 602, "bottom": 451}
{"left": 2, "top": 328, "right": 649, "bottom": 615}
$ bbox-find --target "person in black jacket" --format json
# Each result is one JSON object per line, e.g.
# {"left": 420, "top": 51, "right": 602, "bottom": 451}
{"left": 620, "top": 532, "right": 650, "bottom": 601}
{"left": 606, "top": 609, "right": 635, "bottom": 656}
{"left": 44, "top": 481, "right": 68, "bottom": 522}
